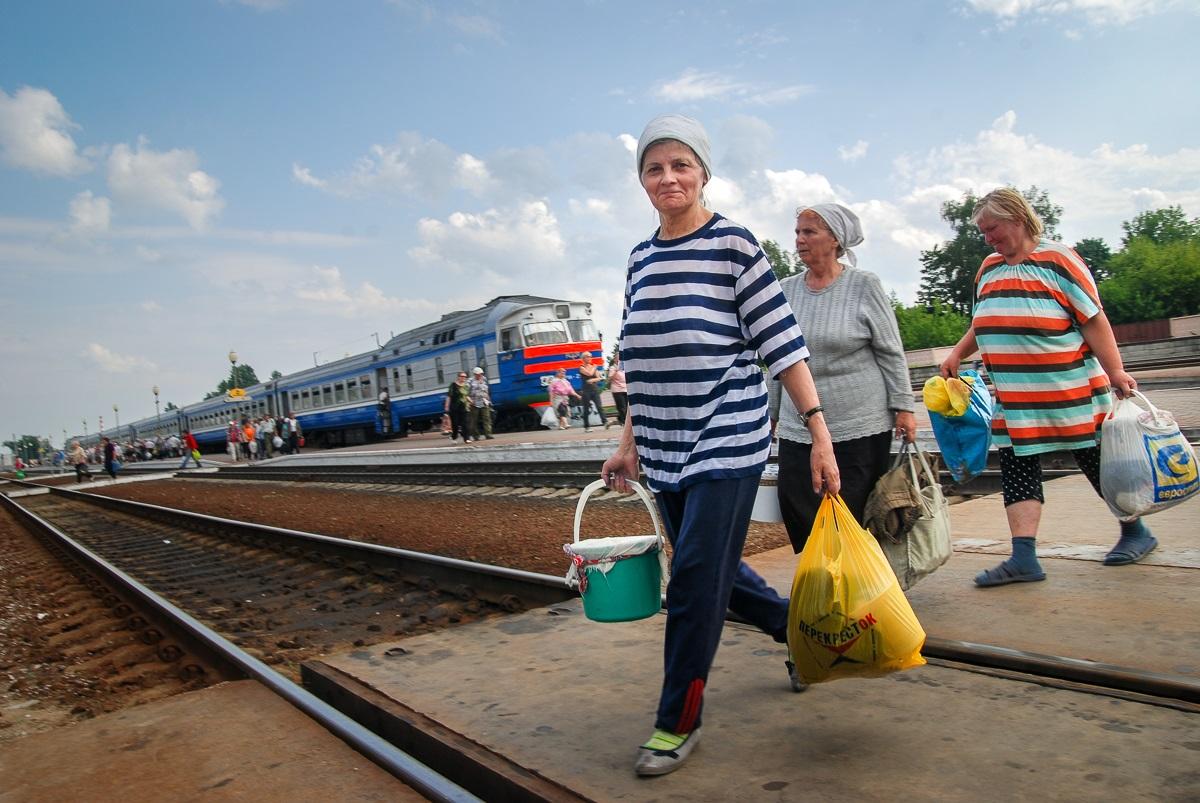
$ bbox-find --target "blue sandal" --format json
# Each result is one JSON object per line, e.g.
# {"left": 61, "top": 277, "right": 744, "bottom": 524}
{"left": 1103, "top": 533, "right": 1158, "bottom": 566}
{"left": 975, "top": 561, "right": 1046, "bottom": 587}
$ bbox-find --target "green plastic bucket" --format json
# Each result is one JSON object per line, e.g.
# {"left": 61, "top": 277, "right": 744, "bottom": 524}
{"left": 566, "top": 480, "right": 666, "bottom": 623}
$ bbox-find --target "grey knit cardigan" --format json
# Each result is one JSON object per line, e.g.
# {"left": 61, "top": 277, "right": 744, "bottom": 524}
{"left": 767, "top": 267, "right": 914, "bottom": 444}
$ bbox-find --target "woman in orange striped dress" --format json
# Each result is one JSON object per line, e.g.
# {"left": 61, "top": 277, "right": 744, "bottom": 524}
{"left": 939, "top": 188, "right": 1151, "bottom": 586}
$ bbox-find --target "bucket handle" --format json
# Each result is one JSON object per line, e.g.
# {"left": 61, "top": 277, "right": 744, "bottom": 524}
{"left": 573, "top": 478, "right": 664, "bottom": 551}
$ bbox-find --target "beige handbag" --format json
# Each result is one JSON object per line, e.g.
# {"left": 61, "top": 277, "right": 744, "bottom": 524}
{"left": 864, "top": 444, "right": 952, "bottom": 590}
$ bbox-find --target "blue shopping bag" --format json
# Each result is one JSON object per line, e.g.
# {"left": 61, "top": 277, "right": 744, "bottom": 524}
{"left": 927, "top": 369, "right": 993, "bottom": 483}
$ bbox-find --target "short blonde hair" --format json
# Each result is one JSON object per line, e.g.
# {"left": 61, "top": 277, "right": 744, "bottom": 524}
{"left": 971, "top": 188, "right": 1043, "bottom": 239}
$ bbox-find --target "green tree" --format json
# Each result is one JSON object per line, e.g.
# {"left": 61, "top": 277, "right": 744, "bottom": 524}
{"left": 762, "top": 239, "right": 800, "bottom": 280}
{"left": 890, "top": 297, "right": 971, "bottom": 350}
{"left": 1099, "top": 237, "right": 1200, "bottom": 324}
{"left": 4, "top": 435, "right": 49, "bottom": 463}
{"left": 1073, "top": 237, "right": 1112, "bottom": 282}
{"left": 917, "top": 186, "right": 1063, "bottom": 316}
{"left": 204, "top": 364, "right": 261, "bottom": 399}
{"left": 1119, "top": 205, "right": 1200, "bottom": 247}
{"left": 270, "top": 370, "right": 283, "bottom": 380}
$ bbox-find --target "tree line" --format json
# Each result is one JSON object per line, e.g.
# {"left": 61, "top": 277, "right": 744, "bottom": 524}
{"left": 762, "top": 192, "right": 1200, "bottom": 350}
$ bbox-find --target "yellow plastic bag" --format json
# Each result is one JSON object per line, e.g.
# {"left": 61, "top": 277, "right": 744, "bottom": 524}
{"left": 787, "top": 495, "right": 926, "bottom": 684}
{"left": 922, "top": 375, "right": 972, "bottom": 417}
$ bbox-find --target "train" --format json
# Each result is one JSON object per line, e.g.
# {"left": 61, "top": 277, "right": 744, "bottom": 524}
{"left": 76, "top": 295, "right": 604, "bottom": 452}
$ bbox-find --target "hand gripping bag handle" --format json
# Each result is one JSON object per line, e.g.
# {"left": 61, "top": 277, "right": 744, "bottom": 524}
{"left": 573, "top": 478, "right": 664, "bottom": 551}
{"left": 1106, "top": 389, "right": 1168, "bottom": 425}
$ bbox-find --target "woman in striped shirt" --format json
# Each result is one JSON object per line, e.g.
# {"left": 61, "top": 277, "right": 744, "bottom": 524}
{"left": 939, "top": 188, "right": 1149, "bottom": 587}
{"left": 601, "top": 114, "right": 840, "bottom": 778}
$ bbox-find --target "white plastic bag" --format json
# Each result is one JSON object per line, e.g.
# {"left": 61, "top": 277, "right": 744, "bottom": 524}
{"left": 540, "top": 406, "right": 558, "bottom": 429}
{"left": 1100, "top": 391, "right": 1198, "bottom": 519}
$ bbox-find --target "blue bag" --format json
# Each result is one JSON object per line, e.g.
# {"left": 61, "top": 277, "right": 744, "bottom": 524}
{"left": 928, "top": 369, "right": 993, "bottom": 483}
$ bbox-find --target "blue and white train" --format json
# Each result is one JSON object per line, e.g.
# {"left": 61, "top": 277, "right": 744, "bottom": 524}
{"left": 78, "top": 295, "right": 604, "bottom": 451}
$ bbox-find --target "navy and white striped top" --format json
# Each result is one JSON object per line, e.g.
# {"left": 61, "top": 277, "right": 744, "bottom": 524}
{"left": 618, "top": 213, "right": 809, "bottom": 492}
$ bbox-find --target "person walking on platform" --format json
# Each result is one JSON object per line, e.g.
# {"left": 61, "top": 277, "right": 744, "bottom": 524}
{"left": 608, "top": 351, "right": 628, "bottom": 425}
{"left": 467, "top": 367, "right": 495, "bottom": 440}
{"left": 601, "top": 114, "right": 840, "bottom": 778}
{"left": 68, "top": 440, "right": 93, "bottom": 482}
{"left": 548, "top": 367, "right": 581, "bottom": 430}
{"left": 445, "top": 371, "right": 471, "bottom": 443}
{"left": 226, "top": 421, "right": 241, "bottom": 461}
{"left": 577, "top": 355, "right": 609, "bottom": 431}
{"left": 939, "top": 187, "right": 1148, "bottom": 586}
{"left": 768, "top": 204, "right": 917, "bottom": 555}
{"left": 102, "top": 437, "right": 119, "bottom": 479}
{"left": 179, "top": 430, "right": 202, "bottom": 469}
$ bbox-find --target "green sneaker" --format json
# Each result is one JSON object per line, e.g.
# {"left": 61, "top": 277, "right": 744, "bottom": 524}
{"left": 634, "top": 727, "right": 701, "bottom": 777}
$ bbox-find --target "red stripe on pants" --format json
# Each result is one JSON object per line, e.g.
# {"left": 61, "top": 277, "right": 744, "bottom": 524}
{"left": 676, "top": 678, "right": 704, "bottom": 734}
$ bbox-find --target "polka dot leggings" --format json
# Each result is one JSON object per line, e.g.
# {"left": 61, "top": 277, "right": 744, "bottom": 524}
{"left": 999, "top": 445, "right": 1102, "bottom": 507}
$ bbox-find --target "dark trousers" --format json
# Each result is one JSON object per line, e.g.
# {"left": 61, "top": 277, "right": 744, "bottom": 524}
{"left": 74, "top": 463, "right": 90, "bottom": 483}
{"left": 580, "top": 385, "right": 606, "bottom": 426}
{"left": 449, "top": 407, "right": 468, "bottom": 441}
{"left": 778, "top": 431, "right": 892, "bottom": 553}
{"left": 612, "top": 392, "right": 628, "bottom": 424}
{"left": 653, "top": 474, "right": 789, "bottom": 734}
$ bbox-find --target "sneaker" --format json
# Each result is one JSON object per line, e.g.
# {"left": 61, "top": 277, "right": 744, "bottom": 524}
{"left": 785, "top": 661, "right": 808, "bottom": 693}
{"left": 634, "top": 728, "right": 700, "bottom": 777}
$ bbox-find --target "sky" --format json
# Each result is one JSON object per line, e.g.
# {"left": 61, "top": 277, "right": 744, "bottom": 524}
{"left": 2, "top": 0, "right": 1199, "bottom": 453}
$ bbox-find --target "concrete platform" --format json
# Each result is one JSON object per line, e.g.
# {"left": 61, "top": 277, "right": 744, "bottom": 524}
{"left": 0, "top": 680, "right": 417, "bottom": 802}
{"left": 308, "top": 600, "right": 1200, "bottom": 801}
{"left": 305, "top": 474, "right": 1200, "bottom": 800}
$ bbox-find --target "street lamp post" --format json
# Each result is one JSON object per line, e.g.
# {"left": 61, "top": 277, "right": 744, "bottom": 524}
{"left": 153, "top": 385, "right": 161, "bottom": 424}
{"left": 228, "top": 350, "right": 239, "bottom": 389}
{"left": 113, "top": 404, "right": 120, "bottom": 440}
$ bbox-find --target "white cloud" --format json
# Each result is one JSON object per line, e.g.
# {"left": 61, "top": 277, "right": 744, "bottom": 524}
{"left": 447, "top": 14, "right": 504, "bottom": 42}
{"left": 892, "top": 110, "right": 1200, "bottom": 242}
{"left": 107, "top": 137, "right": 225, "bottom": 230}
{"left": 69, "top": 191, "right": 111, "bottom": 234}
{"left": 966, "top": 0, "right": 1187, "bottom": 26}
{"left": 135, "top": 245, "right": 162, "bottom": 262}
{"left": 293, "top": 265, "right": 431, "bottom": 318}
{"left": 838, "top": 140, "right": 870, "bottom": 163}
{"left": 0, "top": 86, "right": 92, "bottom": 176}
{"left": 652, "top": 68, "right": 812, "bottom": 106}
{"left": 223, "top": 0, "right": 289, "bottom": 9}
{"left": 408, "top": 200, "right": 565, "bottom": 282}
{"left": 83, "top": 343, "right": 157, "bottom": 373}
{"left": 291, "top": 163, "right": 327, "bottom": 188}
{"left": 140, "top": 300, "right": 162, "bottom": 312}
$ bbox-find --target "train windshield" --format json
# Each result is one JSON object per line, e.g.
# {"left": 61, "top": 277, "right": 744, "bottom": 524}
{"left": 567, "top": 319, "right": 599, "bottom": 342}
{"left": 522, "top": 321, "right": 568, "bottom": 345}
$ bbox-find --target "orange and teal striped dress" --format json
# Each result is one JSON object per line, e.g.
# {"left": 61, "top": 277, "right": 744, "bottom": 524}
{"left": 972, "top": 240, "right": 1113, "bottom": 456}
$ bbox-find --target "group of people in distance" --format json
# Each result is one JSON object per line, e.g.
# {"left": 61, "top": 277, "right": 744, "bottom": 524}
{"left": 598, "top": 113, "right": 1143, "bottom": 778}
{"left": 226, "top": 414, "right": 301, "bottom": 461}
{"left": 444, "top": 366, "right": 496, "bottom": 444}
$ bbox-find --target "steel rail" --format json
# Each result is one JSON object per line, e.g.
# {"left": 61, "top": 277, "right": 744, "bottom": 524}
{"left": 0, "top": 489, "right": 481, "bottom": 803}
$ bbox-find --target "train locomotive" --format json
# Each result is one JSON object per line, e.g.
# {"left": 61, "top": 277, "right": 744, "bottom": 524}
{"left": 82, "top": 295, "right": 603, "bottom": 452}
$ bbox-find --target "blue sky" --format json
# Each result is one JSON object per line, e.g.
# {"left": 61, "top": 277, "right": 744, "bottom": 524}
{"left": 2, "top": 0, "right": 1198, "bottom": 451}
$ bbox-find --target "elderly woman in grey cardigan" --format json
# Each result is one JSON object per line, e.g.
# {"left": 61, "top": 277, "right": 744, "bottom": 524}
{"left": 768, "top": 203, "right": 917, "bottom": 552}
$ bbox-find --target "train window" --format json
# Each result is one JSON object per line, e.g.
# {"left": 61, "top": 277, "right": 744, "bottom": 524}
{"left": 460, "top": 351, "right": 469, "bottom": 376}
{"left": 434, "top": 357, "right": 444, "bottom": 385}
{"left": 322, "top": 384, "right": 333, "bottom": 405}
{"left": 523, "top": 321, "right": 568, "bottom": 345}
{"left": 360, "top": 374, "right": 371, "bottom": 399}
{"left": 347, "top": 378, "right": 358, "bottom": 400}
{"left": 556, "top": 304, "right": 570, "bottom": 319}
{"left": 290, "top": 392, "right": 300, "bottom": 413}
{"left": 391, "top": 368, "right": 400, "bottom": 393}
{"left": 334, "top": 382, "right": 346, "bottom": 404}
{"left": 500, "top": 327, "right": 519, "bottom": 351}
{"left": 568, "top": 319, "right": 599, "bottom": 342}
{"left": 300, "top": 390, "right": 310, "bottom": 410}
{"left": 405, "top": 365, "right": 413, "bottom": 390}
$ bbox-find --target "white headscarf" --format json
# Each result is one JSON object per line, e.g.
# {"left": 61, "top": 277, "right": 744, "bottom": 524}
{"left": 635, "top": 114, "right": 713, "bottom": 182}
{"left": 804, "top": 203, "right": 864, "bottom": 267}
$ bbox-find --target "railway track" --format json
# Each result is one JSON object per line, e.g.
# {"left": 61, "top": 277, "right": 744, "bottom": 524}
{"left": 3, "top": 478, "right": 1197, "bottom": 799}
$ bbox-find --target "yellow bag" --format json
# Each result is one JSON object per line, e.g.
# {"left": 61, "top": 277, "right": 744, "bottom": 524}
{"left": 787, "top": 495, "right": 926, "bottom": 684}
{"left": 922, "top": 375, "right": 973, "bottom": 417}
